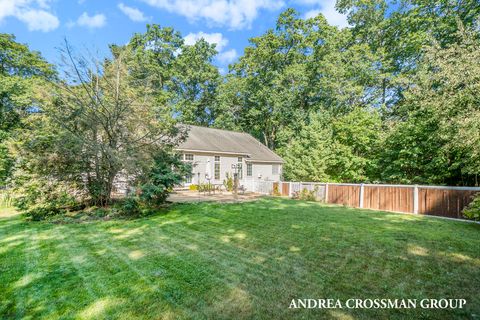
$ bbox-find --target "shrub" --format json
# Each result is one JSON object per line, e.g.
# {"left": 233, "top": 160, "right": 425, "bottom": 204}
{"left": 138, "top": 152, "right": 190, "bottom": 205}
{"left": 12, "top": 171, "right": 83, "bottom": 220}
{"left": 272, "top": 183, "right": 281, "bottom": 196}
{"left": 299, "top": 188, "right": 316, "bottom": 201}
{"left": 189, "top": 184, "right": 198, "bottom": 191}
{"left": 223, "top": 173, "right": 234, "bottom": 192}
{"left": 463, "top": 194, "right": 480, "bottom": 221}
{"left": 291, "top": 188, "right": 317, "bottom": 201}
{"left": 0, "top": 191, "right": 12, "bottom": 208}
{"left": 118, "top": 197, "right": 142, "bottom": 217}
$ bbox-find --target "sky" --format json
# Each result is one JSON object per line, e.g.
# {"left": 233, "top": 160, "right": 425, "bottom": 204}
{"left": 0, "top": 0, "right": 349, "bottom": 71}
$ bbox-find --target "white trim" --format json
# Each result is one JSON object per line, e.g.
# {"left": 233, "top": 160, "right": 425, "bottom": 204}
{"left": 417, "top": 185, "right": 480, "bottom": 191}
{"left": 176, "top": 148, "right": 251, "bottom": 157}
{"left": 245, "top": 159, "right": 284, "bottom": 164}
{"left": 281, "top": 181, "right": 480, "bottom": 191}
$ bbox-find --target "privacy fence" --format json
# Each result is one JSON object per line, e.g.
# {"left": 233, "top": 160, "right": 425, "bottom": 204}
{"left": 253, "top": 181, "right": 480, "bottom": 220}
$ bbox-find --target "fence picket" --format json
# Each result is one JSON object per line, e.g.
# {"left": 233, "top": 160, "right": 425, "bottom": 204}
{"left": 251, "top": 180, "right": 479, "bottom": 220}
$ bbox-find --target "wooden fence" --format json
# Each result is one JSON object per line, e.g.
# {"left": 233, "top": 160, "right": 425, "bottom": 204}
{"left": 259, "top": 182, "right": 480, "bottom": 220}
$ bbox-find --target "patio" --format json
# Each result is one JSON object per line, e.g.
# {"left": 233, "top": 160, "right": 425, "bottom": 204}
{"left": 168, "top": 190, "right": 263, "bottom": 203}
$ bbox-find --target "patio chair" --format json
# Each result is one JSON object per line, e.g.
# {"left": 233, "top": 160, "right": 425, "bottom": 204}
{"left": 238, "top": 185, "right": 246, "bottom": 194}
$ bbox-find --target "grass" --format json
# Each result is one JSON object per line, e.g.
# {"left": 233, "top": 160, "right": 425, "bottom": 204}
{"left": 1, "top": 198, "right": 479, "bottom": 320}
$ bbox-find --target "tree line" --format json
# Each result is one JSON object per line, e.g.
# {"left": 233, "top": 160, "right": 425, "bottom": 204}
{"left": 1, "top": 0, "right": 480, "bottom": 217}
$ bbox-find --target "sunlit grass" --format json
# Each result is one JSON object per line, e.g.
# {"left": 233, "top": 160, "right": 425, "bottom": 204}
{"left": 1, "top": 198, "right": 479, "bottom": 319}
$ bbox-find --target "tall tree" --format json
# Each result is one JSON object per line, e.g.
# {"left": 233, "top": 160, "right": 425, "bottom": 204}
{"left": 380, "top": 27, "right": 480, "bottom": 185}
{"left": 337, "top": 0, "right": 480, "bottom": 110}
{"left": 0, "top": 34, "right": 55, "bottom": 186}
{"left": 14, "top": 43, "right": 183, "bottom": 206}
{"left": 221, "top": 9, "right": 379, "bottom": 149}
{"left": 128, "top": 24, "right": 220, "bottom": 126}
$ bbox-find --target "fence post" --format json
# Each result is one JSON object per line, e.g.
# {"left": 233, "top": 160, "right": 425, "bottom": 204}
{"left": 359, "top": 183, "right": 364, "bottom": 208}
{"left": 413, "top": 185, "right": 419, "bottom": 214}
{"left": 288, "top": 182, "right": 292, "bottom": 197}
{"left": 325, "top": 183, "right": 329, "bottom": 203}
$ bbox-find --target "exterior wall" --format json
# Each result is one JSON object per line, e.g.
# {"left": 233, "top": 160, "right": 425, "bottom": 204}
{"left": 180, "top": 151, "right": 282, "bottom": 189}
{"left": 245, "top": 162, "right": 282, "bottom": 183}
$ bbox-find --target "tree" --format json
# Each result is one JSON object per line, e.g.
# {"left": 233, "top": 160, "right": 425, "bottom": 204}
{"left": 337, "top": 0, "right": 480, "bottom": 110}
{"left": 380, "top": 27, "right": 480, "bottom": 185}
{"left": 279, "top": 115, "right": 334, "bottom": 182}
{"left": 330, "top": 108, "right": 383, "bottom": 182}
{"left": 280, "top": 109, "right": 382, "bottom": 182}
{"left": 128, "top": 24, "right": 221, "bottom": 126}
{"left": 0, "top": 34, "right": 55, "bottom": 186}
{"left": 14, "top": 42, "right": 184, "bottom": 207}
{"left": 221, "top": 9, "right": 380, "bottom": 150}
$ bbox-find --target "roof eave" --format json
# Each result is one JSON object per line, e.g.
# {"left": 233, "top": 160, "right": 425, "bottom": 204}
{"left": 175, "top": 148, "right": 251, "bottom": 157}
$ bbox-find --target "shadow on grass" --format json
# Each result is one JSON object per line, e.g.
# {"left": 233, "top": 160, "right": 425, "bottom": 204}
{"left": 1, "top": 198, "right": 479, "bottom": 319}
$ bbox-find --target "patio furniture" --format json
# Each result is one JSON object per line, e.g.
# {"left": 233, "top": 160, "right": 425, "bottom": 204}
{"left": 238, "top": 185, "right": 246, "bottom": 194}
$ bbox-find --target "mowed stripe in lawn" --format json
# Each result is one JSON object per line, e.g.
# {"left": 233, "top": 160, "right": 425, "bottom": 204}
{"left": 1, "top": 199, "right": 479, "bottom": 319}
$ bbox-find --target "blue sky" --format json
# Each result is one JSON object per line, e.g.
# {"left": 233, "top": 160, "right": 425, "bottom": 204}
{"left": 0, "top": 0, "right": 348, "bottom": 71}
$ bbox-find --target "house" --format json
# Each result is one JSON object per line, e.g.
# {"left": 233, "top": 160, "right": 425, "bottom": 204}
{"left": 176, "top": 125, "right": 284, "bottom": 190}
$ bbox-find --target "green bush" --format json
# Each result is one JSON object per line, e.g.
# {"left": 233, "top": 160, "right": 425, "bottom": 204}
{"left": 463, "top": 194, "right": 480, "bottom": 221}
{"left": 12, "top": 171, "right": 82, "bottom": 220}
{"left": 118, "top": 197, "right": 142, "bottom": 217}
{"left": 138, "top": 152, "right": 190, "bottom": 205}
{"left": 189, "top": 184, "right": 198, "bottom": 191}
{"left": 24, "top": 205, "right": 66, "bottom": 221}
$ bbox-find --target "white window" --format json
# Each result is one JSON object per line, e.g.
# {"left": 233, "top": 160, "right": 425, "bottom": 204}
{"left": 237, "top": 157, "right": 243, "bottom": 179}
{"left": 272, "top": 164, "right": 279, "bottom": 175}
{"left": 185, "top": 154, "right": 194, "bottom": 161}
{"left": 214, "top": 156, "right": 221, "bottom": 180}
{"left": 247, "top": 163, "right": 252, "bottom": 176}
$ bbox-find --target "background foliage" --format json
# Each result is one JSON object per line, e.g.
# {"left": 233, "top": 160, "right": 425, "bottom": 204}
{"left": 1, "top": 0, "right": 480, "bottom": 217}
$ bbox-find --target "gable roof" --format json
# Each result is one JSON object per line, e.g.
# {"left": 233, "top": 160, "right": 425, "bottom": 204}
{"left": 176, "top": 125, "right": 284, "bottom": 163}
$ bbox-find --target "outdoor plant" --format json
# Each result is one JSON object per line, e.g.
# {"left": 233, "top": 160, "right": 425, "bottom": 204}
{"left": 11, "top": 170, "right": 83, "bottom": 220}
{"left": 272, "top": 183, "right": 281, "bottom": 196}
{"left": 463, "top": 194, "right": 480, "bottom": 221}
{"left": 189, "top": 184, "right": 198, "bottom": 191}
{"left": 118, "top": 197, "right": 142, "bottom": 217}
{"left": 291, "top": 188, "right": 318, "bottom": 201}
{"left": 299, "top": 188, "right": 316, "bottom": 201}
{"left": 138, "top": 152, "right": 191, "bottom": 206}
{"left": 223, "top": 173, "right": 234, "bottom": 192}
{"left": 0, "top": 190, "right": 12, "bottom": 208}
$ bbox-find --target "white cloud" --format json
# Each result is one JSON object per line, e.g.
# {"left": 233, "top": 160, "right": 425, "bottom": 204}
{"left": 141, "top": 0, "right": 284, "bottom": 29}
{"left": 76, "top": 12, "right": 106, "bottom": 28}
{"left": 118, "top": 3, "right": 148, "bottom": 22}
{"left": 304, "top": 9, "right": 320, "bottom": 20}
{"left": 0, "top": 0, "right": 59, "bottom": 32}
{"left": 184, "top": 32, "right": 228, "bottom": 52}
{"left": 17, "top": 9, "right": 59, "bottom": 31}
{"left": 299, "top": 0, "right": 349, "bottom": 28}
{"left": 217, "top": 49, "right": 237, "bottom": 64}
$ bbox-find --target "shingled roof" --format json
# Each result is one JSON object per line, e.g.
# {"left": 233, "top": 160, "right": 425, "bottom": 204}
{"left": 176, "top": 125, "right": 284, "bottom": 163}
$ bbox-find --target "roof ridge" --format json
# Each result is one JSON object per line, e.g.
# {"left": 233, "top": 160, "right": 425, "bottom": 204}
{"left": 185, "top": 124, "right": 247, "bottom": 135}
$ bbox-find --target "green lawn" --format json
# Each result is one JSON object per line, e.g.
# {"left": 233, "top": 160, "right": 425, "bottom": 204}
{"left": 1, "top": 198, "right": 479, "bottom": 320}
